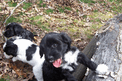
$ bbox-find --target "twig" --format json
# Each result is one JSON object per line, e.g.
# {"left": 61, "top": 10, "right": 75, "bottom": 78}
{"left": 79, "top": 0, "right": 83, "bottom": 3}
{"left": 34, "top": 5, "right": 43, "bottom": 15}
{"left": 3, "top": 0, "right": 26, "bottom": 26}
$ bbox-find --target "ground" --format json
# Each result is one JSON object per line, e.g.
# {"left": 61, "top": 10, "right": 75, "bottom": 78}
{"left": 0, "top": 0, "right": 122, "bottom": 81}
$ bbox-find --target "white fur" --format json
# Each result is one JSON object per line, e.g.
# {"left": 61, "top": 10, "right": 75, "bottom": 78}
{"left": 3, "top": 42, "right": 6, "bottom": 50}
{"left": 10, "top": 39, "right": 36, "bottom": 65}
{"left": 64, "top": 49, "right": 79, "bottom": 65}
{"left": 4, "top": 52, "right": 13, "bottom": 59}
{"left": 33, "top": 55, "right": 45, "bottom": 81}
{"left": 61, "top": 49, "right": 79, "bottom": 71}
{"left": 61, "top": 63, "right": 74, "bottom": 71}
{"left": 96, "top": 64, "right": 108, "bottom": 75}
{"left": 3, "top": 39, "right": 44, "bottom": 81}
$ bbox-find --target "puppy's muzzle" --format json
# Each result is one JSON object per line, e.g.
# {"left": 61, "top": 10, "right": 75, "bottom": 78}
{"left": 48, "top": 56, "right": 55, "bottom": 63}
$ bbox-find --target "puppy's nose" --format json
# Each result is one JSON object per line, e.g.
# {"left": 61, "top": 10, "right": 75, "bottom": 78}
{"left": 48, "top": 56, "right": 54, "bottom": 62}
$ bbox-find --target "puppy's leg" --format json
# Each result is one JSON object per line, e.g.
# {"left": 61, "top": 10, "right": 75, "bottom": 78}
{"left": 62, "top": 70, "right": 77, "bottom": 81}
{"left": 77, "top": 52, "right": 108, "bottom": 74}
{"left": 33, "top": 65, "right": 43, "bottom": 81}
{"left": 4, "top": 53, "right": 13, "bottom": 59}
{"left": 12, "top": 55, "right": 22, "bottom": 62}
{"left": 12, "top": 57, "right": 18, "bottom": 62}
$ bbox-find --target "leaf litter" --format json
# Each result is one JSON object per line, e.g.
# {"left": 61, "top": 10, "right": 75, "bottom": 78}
{"left": 0, "top": 0, "right": 121, "bottom": 80}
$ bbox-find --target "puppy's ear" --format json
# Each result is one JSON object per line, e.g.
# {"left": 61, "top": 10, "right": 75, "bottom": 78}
{"left": 59, "top": 32, "right": 72, "bottom": 49}
{"left": 39, "top": 45, "right": 44, "bottom": 57}
{"left": 13, "top": 23, "right": 24, "bottom": 35}
{"left": 3, "top": 43, "right": 17, "bottom": 57}
{"left": 4, "top": 23, "right": 15, "bottom": 37}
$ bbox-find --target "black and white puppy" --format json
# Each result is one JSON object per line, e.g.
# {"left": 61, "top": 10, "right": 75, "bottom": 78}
{"left": 40, "top": 32, "right": 108, "bottom": 81}
{"left": 3, "top": 37, "right": 44, "bottom": 81}
{"left": 3, "top": 22, "right": 35, "bottom": 41}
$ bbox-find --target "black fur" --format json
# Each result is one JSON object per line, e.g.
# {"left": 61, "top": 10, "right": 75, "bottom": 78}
{"left": 26, "top": 44, "right": 37, "bottom": 61}
{"left": 40, "top": 32, "right": 98, "bottom": 81}
{"left": 40, "top": 32, "right": 71, "bottom": 63}
{"left": 3, "top": 22, "right": 35, "bottom": 41}
{"left": 3, "top": 40, "right": 18, "bottom": 57}
{"left": 3, "top": 37, "right": 45, "bottom": 81}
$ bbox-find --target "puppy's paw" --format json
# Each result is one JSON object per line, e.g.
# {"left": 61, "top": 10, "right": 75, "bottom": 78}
{"left": 4, "top": 53, "right": 13, "bottom": 59}
{"left": 96, "top": 64, "right": 109, "bottom": 75}
{"left": 12, "top": 57, "right": 17, "bottom": 62}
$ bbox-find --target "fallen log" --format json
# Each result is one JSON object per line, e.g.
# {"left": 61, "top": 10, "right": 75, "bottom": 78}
{"left": 72, "top": 36, "right": 99, "bottom": 81}
{"left": 73, "top": 14, "right": 122, "bottom": 81}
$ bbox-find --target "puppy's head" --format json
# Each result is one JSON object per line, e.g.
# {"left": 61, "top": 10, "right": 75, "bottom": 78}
{"left": 3, "top": 22, "right": 24, "bottom": 38}
{"left": 21, "top": 29, "right": 35, "bottom": 41}
{"left": 3, "top": 38, "right": 18, "bottom": 59}
{"left": 40, "top": 32, "right": 71, "bottom": 68}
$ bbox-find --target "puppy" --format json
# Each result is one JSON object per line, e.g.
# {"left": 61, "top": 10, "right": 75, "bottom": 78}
{"left": 3, "top": 37, "right": 44, "bottom": 81}
{"left": 40, "top": 32, "right": 108, "bottom": 81}
{"left": 3, "top": 22, "right": 35, "bottom": 41}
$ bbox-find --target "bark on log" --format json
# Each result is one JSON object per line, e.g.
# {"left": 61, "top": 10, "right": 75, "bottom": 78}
{"left": 72, "top": 36, "right": 99, "bottom": 81}
{"left": 73, "top": 14, "right": 122, "bottom": 81}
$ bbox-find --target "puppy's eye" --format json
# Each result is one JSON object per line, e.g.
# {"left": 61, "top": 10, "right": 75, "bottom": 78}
{"left": 52, "top": 44, "right": 57, "bottom": 48}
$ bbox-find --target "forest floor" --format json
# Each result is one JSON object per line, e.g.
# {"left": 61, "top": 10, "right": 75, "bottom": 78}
{"left": 0, "top": 0, "right": 122, "bottom": 81}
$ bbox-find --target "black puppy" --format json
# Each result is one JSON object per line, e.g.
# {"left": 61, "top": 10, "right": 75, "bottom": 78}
{"left": 3, "top": 22, "right": 35, "bottom": 41}
{"left": 40, "top": 32, "right": 108, "bottom": 81}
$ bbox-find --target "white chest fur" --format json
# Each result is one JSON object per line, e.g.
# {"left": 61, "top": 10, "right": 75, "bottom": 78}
{"left": 61, "top": 49, "right": 80, "bottom": 71}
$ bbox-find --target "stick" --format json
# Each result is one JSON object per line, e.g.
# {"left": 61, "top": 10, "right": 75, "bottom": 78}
{"left": 3, "top": 0, "right": 26, "bottom": 26}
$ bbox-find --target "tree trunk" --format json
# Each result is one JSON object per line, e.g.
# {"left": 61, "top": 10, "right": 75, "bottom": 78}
{"left": 73, "top": 14, "right": 122, "bottom": 81}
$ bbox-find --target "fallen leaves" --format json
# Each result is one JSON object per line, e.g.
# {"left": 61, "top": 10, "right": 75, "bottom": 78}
{"left": 0, "top": 0, "right": 120, "bottom": 80}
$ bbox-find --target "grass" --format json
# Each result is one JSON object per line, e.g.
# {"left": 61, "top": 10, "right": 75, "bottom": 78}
{"left": 1, "top": 0, "right": 122, "bottom": 80}
{"left": 58, "top": 7, "right": 65, "bottom": 13}
{"left": 65, "top": 7, "right": 71, "bottom": 11}
{"left": 0, "top": 78, "right": 6, "bottom": 81}
{"left": 45, "top": 9, "right": 54, "bottom": 14}
{"left": 38, "top": 0, "right": 46, "bottom": 7}
{"left": 111, "top": 6, "right": 122, "bottom": 14}
{"left": 6, "top": 16, "right": 22, "bottom": 25}
{"left": 80, "top": 0, "right": 95, "bottom": 4}
{"left": 8, "top": 2, "right": 17, "bottom": 7}
{"left": 2, "top": 75, "right": 10, "bottom": 81}
{"left": 5, "top": 0, "right": 122, "bottom": 40}
{"left": 23, "top": 2, "right": 32, "bottom": 9}
{"left": 58, "top": 7, "right": 72, "bottom": 13}
{"left": 41, "top": 26, "right": 51, "bottom": 31}
{"left": 28, "top": 15, "right": 51, "bottom": 31}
